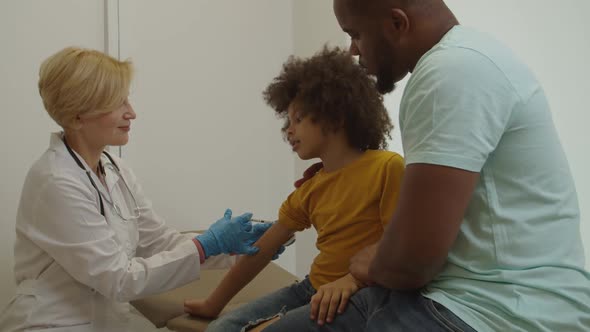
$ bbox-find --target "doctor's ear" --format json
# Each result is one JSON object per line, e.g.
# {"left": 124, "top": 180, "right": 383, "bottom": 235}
{"left": 68, "top": 116, "right": 83, "bottom": 130}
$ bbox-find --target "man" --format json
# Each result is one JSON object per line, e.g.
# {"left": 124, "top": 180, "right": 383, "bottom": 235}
{"left": 320, "top": 0, "right": 590, "bottom": 331}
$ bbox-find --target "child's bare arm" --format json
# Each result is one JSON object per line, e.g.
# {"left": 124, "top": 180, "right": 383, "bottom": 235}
{"left": 184, "top": 222, "right": 295, "bottom": 318}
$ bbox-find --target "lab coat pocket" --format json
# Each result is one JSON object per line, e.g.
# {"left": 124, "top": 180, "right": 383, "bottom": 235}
{"left": 30, "top": 263, "right": 93, "bottom": 328}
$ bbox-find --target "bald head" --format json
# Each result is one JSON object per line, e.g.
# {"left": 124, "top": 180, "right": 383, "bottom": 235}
{"left": 343, "top": 0, "right": 424, "bottom": 9}
{"left": 342, "top": 0, "right": 446, "bottom": 17}
{"left": 333, "top": 0, "right": 457, "bottom": 93}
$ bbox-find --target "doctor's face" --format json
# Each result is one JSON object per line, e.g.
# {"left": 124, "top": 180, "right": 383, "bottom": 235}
{"left": 79, "top": 98, "right": 136, "bottom": 147}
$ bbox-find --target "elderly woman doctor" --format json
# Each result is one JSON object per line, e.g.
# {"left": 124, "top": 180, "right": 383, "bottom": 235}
{"left": 0, "top": 47, "right": 276, "bottom": 332}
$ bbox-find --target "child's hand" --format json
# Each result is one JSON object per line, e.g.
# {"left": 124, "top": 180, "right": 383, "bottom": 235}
{"left": 309, "top": 273, "right": 365, "bottom": 326}
{"left": 183, "top": 298, "right": 222, "bottom": 319}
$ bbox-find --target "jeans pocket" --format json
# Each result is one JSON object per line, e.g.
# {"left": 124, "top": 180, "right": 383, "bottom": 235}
{"left": 425, "top": 299, "right": 475, "bottom": 332}
{"left": 293, "top": 276, "right": 316, "bottom": 300}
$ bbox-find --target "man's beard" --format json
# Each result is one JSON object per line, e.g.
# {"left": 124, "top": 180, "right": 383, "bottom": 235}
{"left": 374, "top": 41, "right": 397, "bottom": 94}
{"left": 376, "top": 66, "right": 396, "bottom": 94}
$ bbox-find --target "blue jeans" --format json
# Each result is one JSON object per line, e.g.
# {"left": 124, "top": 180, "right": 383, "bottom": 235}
{"left": 206, "top": 277, "right": 477, "bottom": 332}
{"left": 312, "top": 287, "right": 478, "bottom": 332}
{"left": 206, "top": 277, "right": 317, "bottom": 332}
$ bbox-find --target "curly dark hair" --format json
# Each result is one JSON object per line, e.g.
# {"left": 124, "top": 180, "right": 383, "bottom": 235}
{"left": 263, "top": 46, "right": 392, "bottom": 150}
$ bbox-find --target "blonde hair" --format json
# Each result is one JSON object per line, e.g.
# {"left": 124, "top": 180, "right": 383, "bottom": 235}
{"left": 38, "top": 47, "right": 133, "bottom": 128}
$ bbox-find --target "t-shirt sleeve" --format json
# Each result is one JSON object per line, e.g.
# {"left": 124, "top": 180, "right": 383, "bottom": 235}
{"left": 278, "top": 185, "right": 312, "bottom": 232}
{"left": 379, "top": 153, "right": 405, "bottom": 227}
{"left": 400, "top": 48, "right": 518, "bottom": 172}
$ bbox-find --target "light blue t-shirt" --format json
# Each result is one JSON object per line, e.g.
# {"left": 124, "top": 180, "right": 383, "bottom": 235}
{"left": 400, "top": 25, "right": 590, "bottom": 331}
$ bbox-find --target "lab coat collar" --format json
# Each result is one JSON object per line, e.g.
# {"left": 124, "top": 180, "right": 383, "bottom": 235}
{"left": 49, "top": 132, "right": 121, "bottom": 197}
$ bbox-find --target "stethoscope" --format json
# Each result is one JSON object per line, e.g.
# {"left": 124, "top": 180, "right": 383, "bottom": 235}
{"left": 63, "top": 137, "right": 139, "bottom": 220}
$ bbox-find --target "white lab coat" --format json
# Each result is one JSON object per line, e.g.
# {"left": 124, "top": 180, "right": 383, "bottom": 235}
{"left": 0, "top": 133, "right": 234, "bottom": 332}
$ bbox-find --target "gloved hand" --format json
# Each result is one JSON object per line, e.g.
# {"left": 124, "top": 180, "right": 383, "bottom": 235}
{"left": 196, "top": 209, "right": 267, "bottom": 258}
{"left": 272, "top": 243, "right": 286, "bottom": 260}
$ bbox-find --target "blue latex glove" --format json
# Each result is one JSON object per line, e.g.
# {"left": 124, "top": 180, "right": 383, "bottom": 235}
{"left": 272, "top": 243, "right": 286, "bottom": 260}
{"left": 196, "top": 209, "right": 265, "bottom": 258}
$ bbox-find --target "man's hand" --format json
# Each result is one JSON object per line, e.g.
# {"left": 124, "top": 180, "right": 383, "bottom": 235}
{"left": 349, "top": 243, "right": 378, "bottom": 285}
{"left": 309, "top": 273, "right": 364, "bottom": 326}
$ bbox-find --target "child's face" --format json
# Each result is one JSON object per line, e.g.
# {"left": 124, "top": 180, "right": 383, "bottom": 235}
{"left": 285, "top": 102, "right": 326, "bottom": 160}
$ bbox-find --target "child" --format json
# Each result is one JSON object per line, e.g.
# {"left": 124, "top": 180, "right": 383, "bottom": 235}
{"left": 184, "top": 47, "right": 405, "bottom": 331}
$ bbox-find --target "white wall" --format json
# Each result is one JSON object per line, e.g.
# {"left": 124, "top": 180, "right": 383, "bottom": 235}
{"left": 0, "top": 0, "right": 105, "bottom": 308}
{"left": 116, "top": 0, "right": 297, "bottom": 272}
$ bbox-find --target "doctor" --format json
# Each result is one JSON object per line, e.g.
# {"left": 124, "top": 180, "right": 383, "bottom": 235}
{"left": 0, "top": 47, "right": 276, "bottom": 331}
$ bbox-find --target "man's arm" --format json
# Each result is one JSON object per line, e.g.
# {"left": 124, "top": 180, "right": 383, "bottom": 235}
{"left": 184, "top": 222, "right": 294, "bottom": 317}
{"left": 369, "top": 163, "right": 479, "bottom": 289}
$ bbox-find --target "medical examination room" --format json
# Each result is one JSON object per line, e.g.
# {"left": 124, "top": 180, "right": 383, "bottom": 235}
{"left": 1, "top": 1, "right": 589, "bottom": 331}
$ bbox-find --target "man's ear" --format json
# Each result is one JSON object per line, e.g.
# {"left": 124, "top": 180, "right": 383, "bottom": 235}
{"left": 384, "top": 8, "right": 410, "bottom": 39}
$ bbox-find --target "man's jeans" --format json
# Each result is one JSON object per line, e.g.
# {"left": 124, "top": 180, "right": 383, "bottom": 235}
{"left": 206, "top": 277, "right": 476, "bottom": 332}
